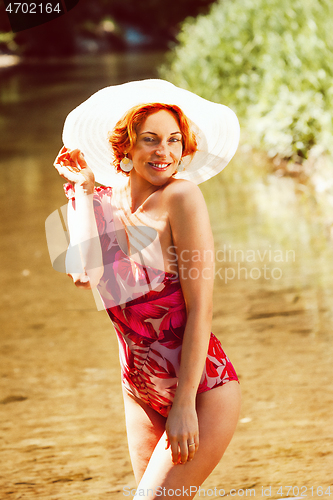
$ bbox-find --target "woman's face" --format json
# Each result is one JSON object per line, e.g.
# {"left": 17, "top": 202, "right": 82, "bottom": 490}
{"left": 128, "top": 110, "right": 183, "bottom": 186}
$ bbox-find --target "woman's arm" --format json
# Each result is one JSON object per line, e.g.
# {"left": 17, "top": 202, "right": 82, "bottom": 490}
{"left": 54, "top": 147, "right": 104, "bottom": 289}
{"left": 165, "top": 180, "right": 215, "bottom": 465}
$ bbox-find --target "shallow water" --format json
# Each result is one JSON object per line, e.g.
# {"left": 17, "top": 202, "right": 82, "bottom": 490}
{"left": 0, "top": 52, "right": 332, "bottom": 498}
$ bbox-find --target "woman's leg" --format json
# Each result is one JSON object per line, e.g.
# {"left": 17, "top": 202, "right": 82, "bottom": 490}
{"left": 124, "top": 381, "right": 241, "bottom": 499}
{"left": 122, "top": 388, "right": 167, "bottom": 484}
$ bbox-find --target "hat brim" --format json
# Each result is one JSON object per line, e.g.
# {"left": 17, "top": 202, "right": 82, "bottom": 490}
{"left": 62, "top": 79, "right": 240, "bottom": 187}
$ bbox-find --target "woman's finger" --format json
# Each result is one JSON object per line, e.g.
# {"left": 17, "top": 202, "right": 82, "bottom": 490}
{"left": 187, "top": 435, "right": 199, "bottom": 461}
{"left": 170, "top": 439, "right": 181, "bottom": 465}
{"left": 179, "top": 438, "right": 189, "bottom": 464}
{"left": 194, "top": 434, "right": 199, "bottom": 453}
{"left": 53, "top": 145, "right": 68, "bottom": 166}
{"left": 55, "top": 145, "right": 67, "bottom": 159}
{"left": 70, "top": 149, "right": 87, "bottom": 169}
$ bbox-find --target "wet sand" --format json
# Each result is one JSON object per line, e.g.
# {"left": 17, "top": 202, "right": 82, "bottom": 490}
{"left": 1, "top": 53, "right": 332, "bottom": 499}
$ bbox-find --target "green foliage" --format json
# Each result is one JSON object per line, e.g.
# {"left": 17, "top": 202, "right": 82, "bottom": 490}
{"left": 160, "top": 0, "right": 333, "bottom": 163}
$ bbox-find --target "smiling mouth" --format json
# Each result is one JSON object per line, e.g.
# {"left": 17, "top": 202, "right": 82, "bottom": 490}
{"left": 148, "top": 162, "right": 171, "bottom": 170}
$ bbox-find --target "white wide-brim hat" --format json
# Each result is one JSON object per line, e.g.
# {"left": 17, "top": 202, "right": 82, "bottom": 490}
{"left": 62, "top": 79, "right": 240, "bottom": 187}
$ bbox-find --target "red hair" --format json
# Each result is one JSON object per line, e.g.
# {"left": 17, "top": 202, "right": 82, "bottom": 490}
{"left": 108, "top": 103, "right": 197, "bottom": 175}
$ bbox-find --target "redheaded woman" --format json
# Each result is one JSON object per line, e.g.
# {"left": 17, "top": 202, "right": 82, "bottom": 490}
{"left": 54, "top": 79, "right": 241, "bottom": 499}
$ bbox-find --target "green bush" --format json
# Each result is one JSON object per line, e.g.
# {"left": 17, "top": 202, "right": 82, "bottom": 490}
{"left": 160, "top": 0, "right": 333, "bottom": 163}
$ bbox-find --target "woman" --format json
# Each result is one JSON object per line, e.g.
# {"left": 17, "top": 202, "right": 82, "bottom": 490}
{"left": 54, "top": 79, "right": 241, "bottom": 498}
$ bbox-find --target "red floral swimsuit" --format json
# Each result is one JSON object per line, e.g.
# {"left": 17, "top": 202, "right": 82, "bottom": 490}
{"left": 65, "top": 184, "right": 239, "bottom": 417}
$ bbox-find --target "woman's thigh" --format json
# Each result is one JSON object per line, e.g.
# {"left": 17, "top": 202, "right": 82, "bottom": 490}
{"left": 122, "top": 388, "right": 167, "bottom": 484}
{"left": 129, "top": 381, "right": 241, "bottom": 499}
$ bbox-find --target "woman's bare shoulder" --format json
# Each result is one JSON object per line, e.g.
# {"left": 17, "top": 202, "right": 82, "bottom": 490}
{"left": 162, "top": 179, "right": 205, "bottom": 208}
{"left": 162, "top": 180, "right": 213, "bottom": 263}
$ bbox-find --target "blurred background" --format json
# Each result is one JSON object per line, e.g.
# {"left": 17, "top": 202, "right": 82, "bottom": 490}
{"left": 1, "top": 0, "right": 333, "bottom": 498}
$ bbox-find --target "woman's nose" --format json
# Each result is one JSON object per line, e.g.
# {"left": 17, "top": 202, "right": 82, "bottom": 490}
{"left": 155, "top": 141, "right": 167, "bottom": 156}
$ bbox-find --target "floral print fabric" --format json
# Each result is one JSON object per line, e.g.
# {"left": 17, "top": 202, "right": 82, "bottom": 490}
{"left": 64, "top": 184, "right": 239, "bottom": 417}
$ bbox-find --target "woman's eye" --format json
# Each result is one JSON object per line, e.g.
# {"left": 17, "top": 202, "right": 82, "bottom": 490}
{"left": 142, "top": 136, "right": 181, "bottom": 144}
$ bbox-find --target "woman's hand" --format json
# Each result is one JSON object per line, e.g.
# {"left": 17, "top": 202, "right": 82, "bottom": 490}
{"left": 165, "top": 402, "right": 199, "bottom": 465}
{"left": 53, "top": 146, "right": 95, "bottom": 192}
{"left": 66, "top": 272, "right": 92, "bottom": 289}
